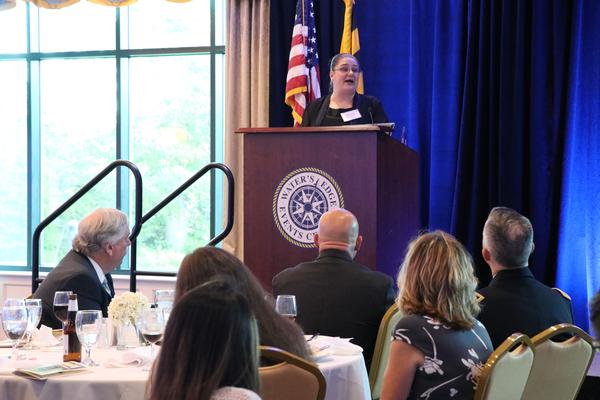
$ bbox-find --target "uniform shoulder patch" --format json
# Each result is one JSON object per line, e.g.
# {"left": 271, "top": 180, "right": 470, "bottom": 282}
{"left": 552, "top": 287, "right": 572, "bottom": 301}
{"left": 475, "top": 292, "right": 485, "bottom": 302}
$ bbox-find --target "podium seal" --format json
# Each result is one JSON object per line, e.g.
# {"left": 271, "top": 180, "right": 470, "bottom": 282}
{"left": 273, "top": 167, "right": 345, "bottom": 248}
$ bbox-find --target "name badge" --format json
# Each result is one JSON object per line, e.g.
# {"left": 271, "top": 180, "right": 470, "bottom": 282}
{"left": 340, "top": 109, "right": 362, "bottom": 122}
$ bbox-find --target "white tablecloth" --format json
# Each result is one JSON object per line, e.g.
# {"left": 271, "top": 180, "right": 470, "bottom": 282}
{"left": 316, "top": 353, "right": 370, "bottom": 400}
{"left": 0, "top": 345, "right": 151, "bottom": 400}
{"left": 0, "top": 342, "right": 371, "bottom": 400}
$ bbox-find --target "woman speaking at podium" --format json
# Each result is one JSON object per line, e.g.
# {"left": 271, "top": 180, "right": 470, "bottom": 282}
{"left": 301, "top": 53, "right": 389, "bottom": 127}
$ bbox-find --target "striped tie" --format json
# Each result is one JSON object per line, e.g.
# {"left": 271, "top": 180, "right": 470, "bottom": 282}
{"left": 101, "top": 279, "right": 112, "bottom": 296}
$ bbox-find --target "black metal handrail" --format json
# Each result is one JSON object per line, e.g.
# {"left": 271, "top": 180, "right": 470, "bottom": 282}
{"left": 129, "top": 162, "right": 234, "bottom": 292}
{"left": 31, "top": 160, "right": 143, "bottom": 293}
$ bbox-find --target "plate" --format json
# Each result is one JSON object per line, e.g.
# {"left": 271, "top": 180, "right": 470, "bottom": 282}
{"left": 310, "top": 348, "right": 333, "bottom": 362}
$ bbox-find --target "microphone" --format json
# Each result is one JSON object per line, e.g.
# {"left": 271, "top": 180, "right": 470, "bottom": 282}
{"left": 368, "top": 106, "right": 374, "bottom": 124}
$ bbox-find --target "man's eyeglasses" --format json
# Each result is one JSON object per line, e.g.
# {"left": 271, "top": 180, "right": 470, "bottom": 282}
{"left": 333, "top": 65, "right": 360, "bottom": 74}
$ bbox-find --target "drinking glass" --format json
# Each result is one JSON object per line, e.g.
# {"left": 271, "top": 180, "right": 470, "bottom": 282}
{"left": 275, "top": 295, "right": 297, "bottom": 322}
{"left": 75, "top": 310, "right": 103, "bottom": 366}
{"left": 136, "top": 308, "right": 165, "bottom": 365}
{"left": 153, "top": 289, "right": 175, "bottom": 321}
{"left": 2, "top": 298, "right": 28, "bottom": 359}
{"left": 53, "top": 291, "right": 73, "bottom": 328}
{"left": 23, "top": 298, "right": 42, "bottom": 350}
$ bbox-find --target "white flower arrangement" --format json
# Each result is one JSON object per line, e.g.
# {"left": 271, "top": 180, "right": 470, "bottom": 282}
{"left": 108, "top": 291, "right": 149, "bottom": 324}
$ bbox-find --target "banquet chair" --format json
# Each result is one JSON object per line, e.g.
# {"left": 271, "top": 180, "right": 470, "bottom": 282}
{"left": 521, "top": 323, "right": 594, "bottom": 400}
{"left": 369, "top": 303, "right": 402, "bottom": 400}
{"left": 473, "top": 333, "right": 535, "bottom": 400}
{"left": 259, "top": 346, "right": 326, "bottom": 400}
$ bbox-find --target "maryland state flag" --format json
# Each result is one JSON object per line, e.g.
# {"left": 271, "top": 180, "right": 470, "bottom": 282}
{"left": 339, "top": 0, "right": 363, "bottom": 94}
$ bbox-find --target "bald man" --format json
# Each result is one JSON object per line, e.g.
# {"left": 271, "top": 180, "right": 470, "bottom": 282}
{"left": 33, "top": 208, "right": 130, "bottom": 328}
{"left": 272, "top": 208, "right": 395, "bottom": 370}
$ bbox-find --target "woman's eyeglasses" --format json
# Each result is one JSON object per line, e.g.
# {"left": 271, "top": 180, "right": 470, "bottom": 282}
{"left": 333, "top": 65, "right": 360, "bottom": 74}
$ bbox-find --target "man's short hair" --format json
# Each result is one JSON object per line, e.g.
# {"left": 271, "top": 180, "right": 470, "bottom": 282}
{"left": 483, "top": 207, "right": 533, "bottom": 268}
{"left": 72, "top": 208, "right": 129, "bottom": 256}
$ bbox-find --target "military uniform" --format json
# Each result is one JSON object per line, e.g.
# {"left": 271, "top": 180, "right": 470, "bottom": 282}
{"left": 477, "top": 267, "right": 573, "bottom": 348}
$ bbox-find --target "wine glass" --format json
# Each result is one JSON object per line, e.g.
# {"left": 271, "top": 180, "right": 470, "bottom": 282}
{"left": 136, "top": 308, "right": 165, "bottom": 365}
{"left": 153, "top": 289, "right": 175, "bottom": 321}
{"left": 23, "top": 298, "right": 42, "bottom": 350}
{"left": 53, "top": 291, "right": 73, "bottom": 329}
{"left": 275, "top": 295, "right": 297, "bottom": 322}
{"left": 2, "top": 298, "right": 28, "bottom": 359}
{"left": 75, "top": 310, "right": 103, "bottom": 366}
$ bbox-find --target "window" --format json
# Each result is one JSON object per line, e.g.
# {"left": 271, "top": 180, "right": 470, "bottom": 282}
{"left": 0, "top": 0, "right": 226, "bottom": 273}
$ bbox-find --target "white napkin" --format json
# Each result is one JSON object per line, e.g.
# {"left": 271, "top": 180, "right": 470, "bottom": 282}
{"left": 31, "top": 325, "right": 62, "bottom": 347}
{"left": 104, "top": 351, "right": 151, "bottom": 368}
{"left": 308, "top": 336, "right": 363, "bottom": 356}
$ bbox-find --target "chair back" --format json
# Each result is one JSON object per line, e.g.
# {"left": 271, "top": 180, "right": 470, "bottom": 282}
{"left": 369, "top": 303, "right": 402, "bottom": 400}
{"left": 474, "top": 333, "right": 535, "bottom": 400}
{"left": 259, "top": 346, "right": 326, "bottom": 400}
{"left": 521, "top": 323, "right": 594, "bottom": 400}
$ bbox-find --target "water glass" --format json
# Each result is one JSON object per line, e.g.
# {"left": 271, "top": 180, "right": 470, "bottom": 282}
{"left": 24, "top": 298, "right": 42, "bottom": 350}
{"left": 275, "top": 295, "right": 297, "bottom": 322}
{"left": 2, "top": 298, "right": 28, "bottom": 359}
{"left": 75, "top": 310, "right": 103, "bottom": 366}
{"left": 153, "top": 289, "right": 175, "bottom": 321}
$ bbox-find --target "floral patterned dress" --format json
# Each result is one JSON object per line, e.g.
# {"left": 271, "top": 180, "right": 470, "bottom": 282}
{"left": 392, "top": 314, "right": 492, "bottom": 399}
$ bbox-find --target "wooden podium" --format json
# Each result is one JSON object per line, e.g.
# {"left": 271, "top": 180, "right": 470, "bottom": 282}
{"left": 236, "top": 125, "right": 419, "bottom": 290}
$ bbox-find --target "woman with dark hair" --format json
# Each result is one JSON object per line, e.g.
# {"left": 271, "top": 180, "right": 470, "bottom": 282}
{"left": 175, "top": 247, "right": 310, "bottom": 359}
{"left": 381, "top": 231, "right": 493, "bottom": 400}
{"left": 147, "top": 279, "right": 261, "bottom": 400}
{"left": 301, "top": 53, "right": 388, "bottom": 126}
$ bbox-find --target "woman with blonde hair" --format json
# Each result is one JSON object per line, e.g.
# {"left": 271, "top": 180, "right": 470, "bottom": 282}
{"left": 381, "top": 231, "right": 492, "bottom": 400}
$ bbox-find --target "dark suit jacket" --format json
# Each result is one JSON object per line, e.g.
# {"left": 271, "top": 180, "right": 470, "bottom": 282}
{"left": 272, "top": 249, "right": 396, "bottom": 369}
{"left": 301, "top": 94, "right": 388, "bottom": 126}
{"left": 477, "top": 267, "right": 573, "bottom": 348}
{"left": 33, "top": 250, "right": 115, "bottom": 329}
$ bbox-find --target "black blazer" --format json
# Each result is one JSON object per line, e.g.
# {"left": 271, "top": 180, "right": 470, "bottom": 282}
{"left": 33, "top": 250, "right": 115, "bottom": 329}
{"left": 477, "top": 267, "right": 573, "bottom": 348}
{"left": 272, "top": 249, "right": 396, "bottom": 370}
{"left": 301, "top": 94, "right": 388, "bottom": 127}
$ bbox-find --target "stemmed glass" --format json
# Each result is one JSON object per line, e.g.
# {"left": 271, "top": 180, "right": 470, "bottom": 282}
{"left": 75, "top": 310, "right": 103, "bottom": 366}
{"left": 1, "top": 298, "right": 28, "bottom": 359}
{"left": 153, "top": 289, "right": 175, "bottom": 321}
{"left": 53, "top": 291, "right": 72, "bottom": 329}
{"left": 136, "top": 308, "right": 165, "bottom": 367}
{"left": 23, "top": 299, "right": 42, "bottom": 350}
{"left": 275, "top": 295, "right": 297, "bottom": 322}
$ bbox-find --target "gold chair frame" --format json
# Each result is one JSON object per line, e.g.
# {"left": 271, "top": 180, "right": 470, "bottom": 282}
{"left": 369, "top": 303, "right": 402, "bottom": 400}
{"left": 474, "top": 333, "right": 535, "bottom": 400}
{"left": 259, "top": 345, "right": 327, "bottom": 400}
{"left": 521, "top": 323, "right": 595, "bottom": 400}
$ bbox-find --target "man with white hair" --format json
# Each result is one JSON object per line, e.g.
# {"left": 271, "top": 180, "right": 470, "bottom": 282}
{"left": 272, "top": 208, "right": 395, "bottom": 370}
{"left": 477, "top": 206, "right": 573, "bottom": 348}
{"left": 33, "top": 208, "right": 131, "bottom": 329}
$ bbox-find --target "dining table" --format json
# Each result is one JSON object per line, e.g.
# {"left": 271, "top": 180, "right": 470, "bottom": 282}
{"left": 0, "top": 338, "right": 371, "bottom": 400}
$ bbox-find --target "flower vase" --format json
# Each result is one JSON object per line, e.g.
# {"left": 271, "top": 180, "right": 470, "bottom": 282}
{"left": 116, "top": 319, "right": 142, "bottom": 350}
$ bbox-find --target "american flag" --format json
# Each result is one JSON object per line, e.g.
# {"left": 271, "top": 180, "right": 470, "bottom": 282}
{"left": 285, "top": 0, "right": 321, "bottom": 127}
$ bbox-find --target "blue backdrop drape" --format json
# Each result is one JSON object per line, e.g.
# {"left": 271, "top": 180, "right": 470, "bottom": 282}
{"left": 269, "top": 0, "right": 600, "bottom": 332}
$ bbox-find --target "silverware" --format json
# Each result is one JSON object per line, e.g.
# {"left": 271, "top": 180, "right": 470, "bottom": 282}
{"left": 307, "top": 333, "right": 319, "bottom": 342}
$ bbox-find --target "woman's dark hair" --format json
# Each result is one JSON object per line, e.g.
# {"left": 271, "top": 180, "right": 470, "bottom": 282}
{"left": 175, "top": 247, "right": 310, "bottom": 358}
{"left": 147, "top": 279, "right": 259, "bottom": 400}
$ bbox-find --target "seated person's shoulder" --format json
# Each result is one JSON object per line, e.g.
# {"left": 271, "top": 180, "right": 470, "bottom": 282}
{"left": 551, "top": 287, "right": 572, "bottom": 301}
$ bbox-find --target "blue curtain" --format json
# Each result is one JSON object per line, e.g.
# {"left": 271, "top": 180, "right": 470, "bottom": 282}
{"left": 555, "top": 1, "right": 600, "bottom": 333}
{"left": 269, "top": 0, "right": 600, "bottom": 331}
